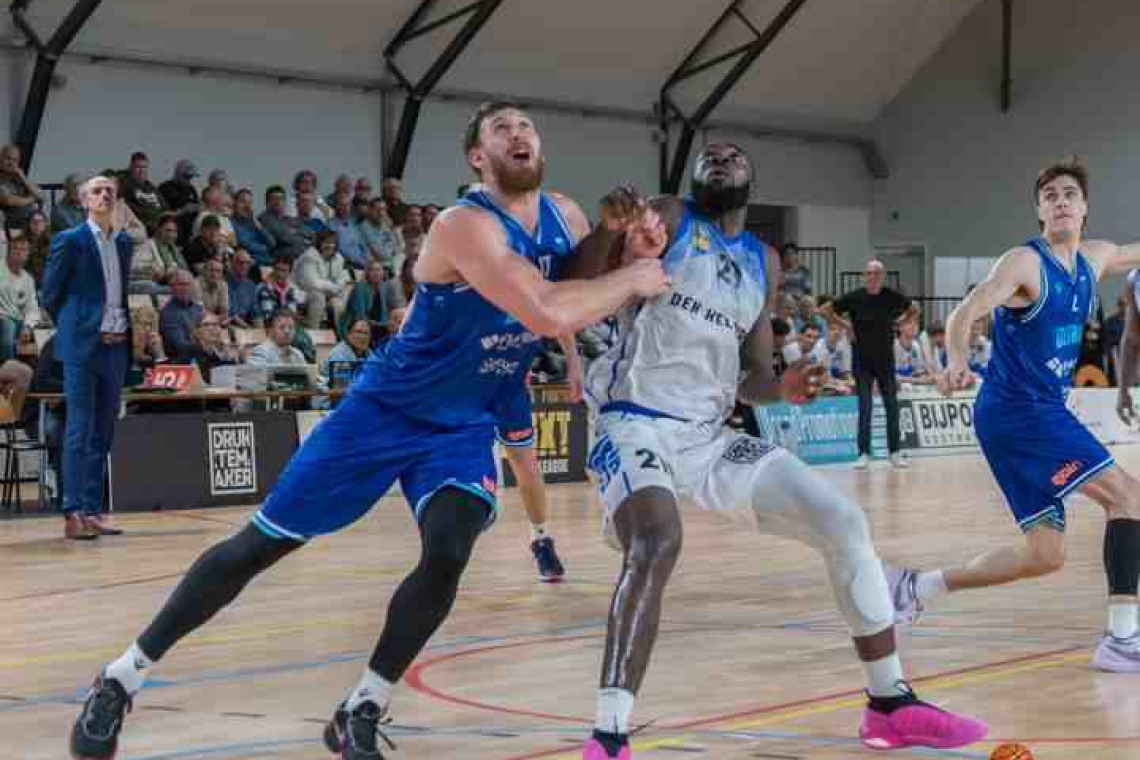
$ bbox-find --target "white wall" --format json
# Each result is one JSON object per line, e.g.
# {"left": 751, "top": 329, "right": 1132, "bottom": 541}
{"left": 789, "top": 204, "right": 873, "bottom": 281}
{"left": 26, "top": 60, "right": 387, "bottom": 194}
{"left": 4, "top": 57, "right": 875, "bottom": 233}
{"left": 872, "top": 0, "right": 1140, "bottom": 306}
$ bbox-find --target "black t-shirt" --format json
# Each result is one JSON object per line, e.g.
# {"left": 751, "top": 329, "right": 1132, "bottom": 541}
{"left": 832, "top": 287, "right": 911, "bottom": 365}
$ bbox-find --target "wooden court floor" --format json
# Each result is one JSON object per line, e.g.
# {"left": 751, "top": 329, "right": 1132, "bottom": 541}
{"left": 5, "top": 448, "right": 1140, "bottom": 759}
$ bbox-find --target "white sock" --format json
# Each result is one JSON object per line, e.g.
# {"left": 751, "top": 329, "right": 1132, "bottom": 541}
{"left": 862, "top": 654, "right": 907, "bottom": 698}
{"left": 915, "top": 570, "right": 949, "bottom": 603}
{"left": 346, "top": 669, "right": 394, "bottom": 711}
{"left": 1108, "top": 603, "right": 1139, "bottom": 639}
{"left": 595, "top": 687, "right": 635, "bottom": 735}
{"left": 531, "top": 523, "right": 547, "bottom": 540}
{"left": 104, "top": 642, "right": 153, "bottom": 695}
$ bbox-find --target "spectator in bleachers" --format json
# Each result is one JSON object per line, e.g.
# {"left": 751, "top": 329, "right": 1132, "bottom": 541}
{"left": 159, "top": 270, "right": 204, "bottom": 361}
{"left": 399, "top": 252, "right": 417, "bottom": 304}
{"left": 185, "top": 312, "right": 239, "bottom": 383}
{"left": 122, "top": 152, "right": 166, "bottom": 234}
{"left": 969, "top": 319, "right": 993, "bottom": 374}
{"left": 291, "top": 170, "right": 331, "bottom": 221}
{"left": 230, "top": 188, "right": 275, "bottom": 268}
{"left": 248, "top": 309, "right": 306, "bottom": 366}
{"left": 183, "top": 214, "right": 230, "bottom": 274}
{"left": 226, "top": 249, "right": 258, "bottom": 328}
{"left": 52, "top": 173, "right": 86, "bottom": 233}
{"left": 782, "top": 322, "right": 826, "bottom": 366}
{"left": 138, "top": 212, "right": 189, "bottom": 289}
{"left": 0, "top": 143, "right": 42, "bottom": 231}
{"left": 353, "top": 177, "right": 373, "bottom": 206}
{"left": 206, "top": 169, "right": 235, "bottom": 199}
{"left": 791, "top": 294, "right": 826, "bottom": 337}
{"left": 256, "top": 256, "right": 303, "bottom": 322}
{"left": 197, "top": 257, "right": 230, "bottom": 322}
{"left": 823, "top": 321, "right": 855, "bottom": 394}
{"left": 919, "top": 321, "right": 948, "bottom": 376}
{"left": 24, "top": 209, "right": 51, "bottom": 283}
{"left": 193, "top": 185, "right": 237, "bottom": 246}
{"left": 327, "top": 193, "right": 369, "bottom": 268}
{"left": 400, "top": 204, "right": 426, "bottom": 257}
{"left": 771, "top": 316, "right": 792, "bottom": 376}
{"left": 780, "top": 242, "right": 813, "bottom": 298}
{"left": 326, "top": 174, "right": 353, "bottom": 208}
{"left": 112, "top": 173, "right": 149, "bottom": 257}
{"left": 296, "top": 191, "right": 329, "bottom": 236}
{"left": 351, "top": 196, "right": 369, "bottom": 223}
{"left": 381, "top": 176, "right": 409, "bottom": 226}
{"left": 773, "top": 292, "right": 797, "bottom": 335}
{"left": 339, "top": 259, "right": 403, "bottom": 343}
{"left": 294, "top": 230, "right": 351, "bottom": 329}
{"left": 157, "top": 159, "right": 201, "bottom": 246}
{"left": 0, "top": 234, "right": 40, "bottom": 360}
{"left": 358, "top": 197, "right": 403, "bottom": 267}
{"left": 894, "top": 317, "right": 935, "bottom": 386}
{"left": 422, "top": 204, "right": 441, "bottom": 231}
{"left": 128, "top": 304, "right": 168, "bottom": 383}
{"left": 322, "top": 317, "right": 372, "bottom": 378}
{"left": 259, "top": 185, "right": 312, "bottom": 261}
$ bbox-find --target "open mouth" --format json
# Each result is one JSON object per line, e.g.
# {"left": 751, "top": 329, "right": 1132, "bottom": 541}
{"left": 509, "top": 147, "right": 533, "bottom": 163}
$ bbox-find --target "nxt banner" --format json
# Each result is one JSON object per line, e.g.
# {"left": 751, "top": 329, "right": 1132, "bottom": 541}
{"left": 502, "top": 384, "right": 589, "bottom": 485}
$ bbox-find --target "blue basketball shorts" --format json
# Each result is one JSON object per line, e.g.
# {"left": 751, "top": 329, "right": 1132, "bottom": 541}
{"left": 494, "top": 382, "right": 535, "bottom": 449}
{"left": 253, "top": 391, "right": 499, "bottom": 541}
{"left": 974, "top": 389, "right": 1114, "bottom": 533}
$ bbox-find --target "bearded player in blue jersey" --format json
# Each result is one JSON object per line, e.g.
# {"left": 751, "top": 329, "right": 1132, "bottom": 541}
{"left": 890, "top": 159, "right": 1140, "bottom": 673}
{"left": 68, "top": 101, "right": 669, "bottom": 760}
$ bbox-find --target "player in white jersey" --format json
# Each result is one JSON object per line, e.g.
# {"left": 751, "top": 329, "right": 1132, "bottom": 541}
{"left": 578, "top": 144, "right": 987, "bottom": 760}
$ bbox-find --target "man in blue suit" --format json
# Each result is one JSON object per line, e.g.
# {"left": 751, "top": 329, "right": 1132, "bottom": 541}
{"left": 42, "top": 173, "right": 133, "bottom": 540}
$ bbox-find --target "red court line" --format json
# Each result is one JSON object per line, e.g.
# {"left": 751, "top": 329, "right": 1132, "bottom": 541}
{"left": 405, "top": 636, "right": 1085, "bottom": 760}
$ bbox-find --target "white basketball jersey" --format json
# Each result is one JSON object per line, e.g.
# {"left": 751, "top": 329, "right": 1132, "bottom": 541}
{"left": 586, "top": 202, "right": 770, "bottom": 424}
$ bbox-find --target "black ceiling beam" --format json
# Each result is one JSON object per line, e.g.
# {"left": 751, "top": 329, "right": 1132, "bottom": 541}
{"left": 383, "top": 0, "right": 505, "bottom": 179}
{"left": 10, "top": 0, "right": 105, "bottom": 169}
{"left": 659, "top": 0, "right": 811, "bottom": 194}
{"left": 1001, "top": 0, "right": 1013, "bottom": 112}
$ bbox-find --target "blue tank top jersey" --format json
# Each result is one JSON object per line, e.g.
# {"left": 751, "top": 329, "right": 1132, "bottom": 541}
{"left": 351, "top": 190, "right": 576, "bottom": 427}
{"left": 984, "top": 238, "right": 1097, "bottom": 403}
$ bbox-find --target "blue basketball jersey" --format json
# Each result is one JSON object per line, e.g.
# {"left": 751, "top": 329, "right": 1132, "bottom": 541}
{"left": 350, "top": 190, "right": 576, "bottom": 427}
{"left": 984, "top": 238, "right": 1097, "bottom": 403}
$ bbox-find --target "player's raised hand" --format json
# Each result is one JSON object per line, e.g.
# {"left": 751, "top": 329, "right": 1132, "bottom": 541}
{"left": 782, "top": 359, "right": 825, "bottom": 404}
{"left": 600, "top": 184, "right": 646, "bottom": 233}
{"left": 621, "top": 207, "right": 668, "bottom": 262}
{"left": 937, "top": 359, "right": 971, "bottom": 398}
{"left": 625, "top": 257, "right": 671, "bottom": 299}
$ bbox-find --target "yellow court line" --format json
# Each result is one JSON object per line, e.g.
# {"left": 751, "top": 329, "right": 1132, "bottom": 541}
{"left": 538, "top": 649, "right": 1088, "bottom": 759}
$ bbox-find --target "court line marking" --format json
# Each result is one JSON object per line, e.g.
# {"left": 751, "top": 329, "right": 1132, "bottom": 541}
{"left": 403, "top": 638, "right": 1087, "bottom": 760}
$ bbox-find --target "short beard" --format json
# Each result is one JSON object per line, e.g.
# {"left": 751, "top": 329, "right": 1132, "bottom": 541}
{"left": 487, "top": 154, "right": 544, "bottom": 195}
{"left": 691, "top": 179, "right": 750, "bottom": 218}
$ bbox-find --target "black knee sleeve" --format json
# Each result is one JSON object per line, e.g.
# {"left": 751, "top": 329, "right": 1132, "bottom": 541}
{"left": 139, "top": 524, "right": 302, "bottom": 659}
{"left": 1105, "top": 518, "right": 1140, "bottom": 596}
{"left": 368, "top": 488, "right": 488, "bottom": 681}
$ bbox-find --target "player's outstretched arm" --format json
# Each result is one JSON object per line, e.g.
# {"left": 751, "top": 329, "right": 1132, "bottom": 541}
{"left": 940, "top": 248, "right": 1034, "bottom": 393}
{"left": 1119, "top": 277, "right": 1140, "bottom": 423}
{"left": 1086, "top": 240, "right": 1140, "bottom": 279}
{"left": 738, "top": 247, "right": 824, "bottom": 405}
{"left": 429, "top": 206, "right": 669, "bottom": 337}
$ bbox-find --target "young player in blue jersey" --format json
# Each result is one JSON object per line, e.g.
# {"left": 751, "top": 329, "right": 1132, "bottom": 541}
{"left": 69, "top": 101, "right": 670, "bottom": 760}
{"left": 891, "top": 159, "right": 1140, "bottom": 672}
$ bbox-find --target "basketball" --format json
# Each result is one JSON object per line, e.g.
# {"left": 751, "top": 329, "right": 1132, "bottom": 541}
{"left": 990, "top": 743, "right": 1034, "bottom": 760}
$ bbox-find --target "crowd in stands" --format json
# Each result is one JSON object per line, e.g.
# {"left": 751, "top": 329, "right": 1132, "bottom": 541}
{"left": 0, "top": 144, "right": 452, "bottom": 377}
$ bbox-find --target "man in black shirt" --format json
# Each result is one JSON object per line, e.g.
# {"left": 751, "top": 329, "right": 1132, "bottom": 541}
{"left": 825, "top": 259, "right": 918, "bottom": 469}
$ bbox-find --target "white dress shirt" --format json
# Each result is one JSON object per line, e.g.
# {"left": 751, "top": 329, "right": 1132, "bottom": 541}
{"left": 88, "top": 219, "right": 128, "bottom": 334}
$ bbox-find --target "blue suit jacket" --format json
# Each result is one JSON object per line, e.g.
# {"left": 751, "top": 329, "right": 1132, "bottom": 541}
{"left": 42, "top": 222, "right": 134, "bottom": 365}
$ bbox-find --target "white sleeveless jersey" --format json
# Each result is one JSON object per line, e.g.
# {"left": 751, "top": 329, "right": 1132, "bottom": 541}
{"left": 586, "top": 201, "right": 770, "bottom": 424}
